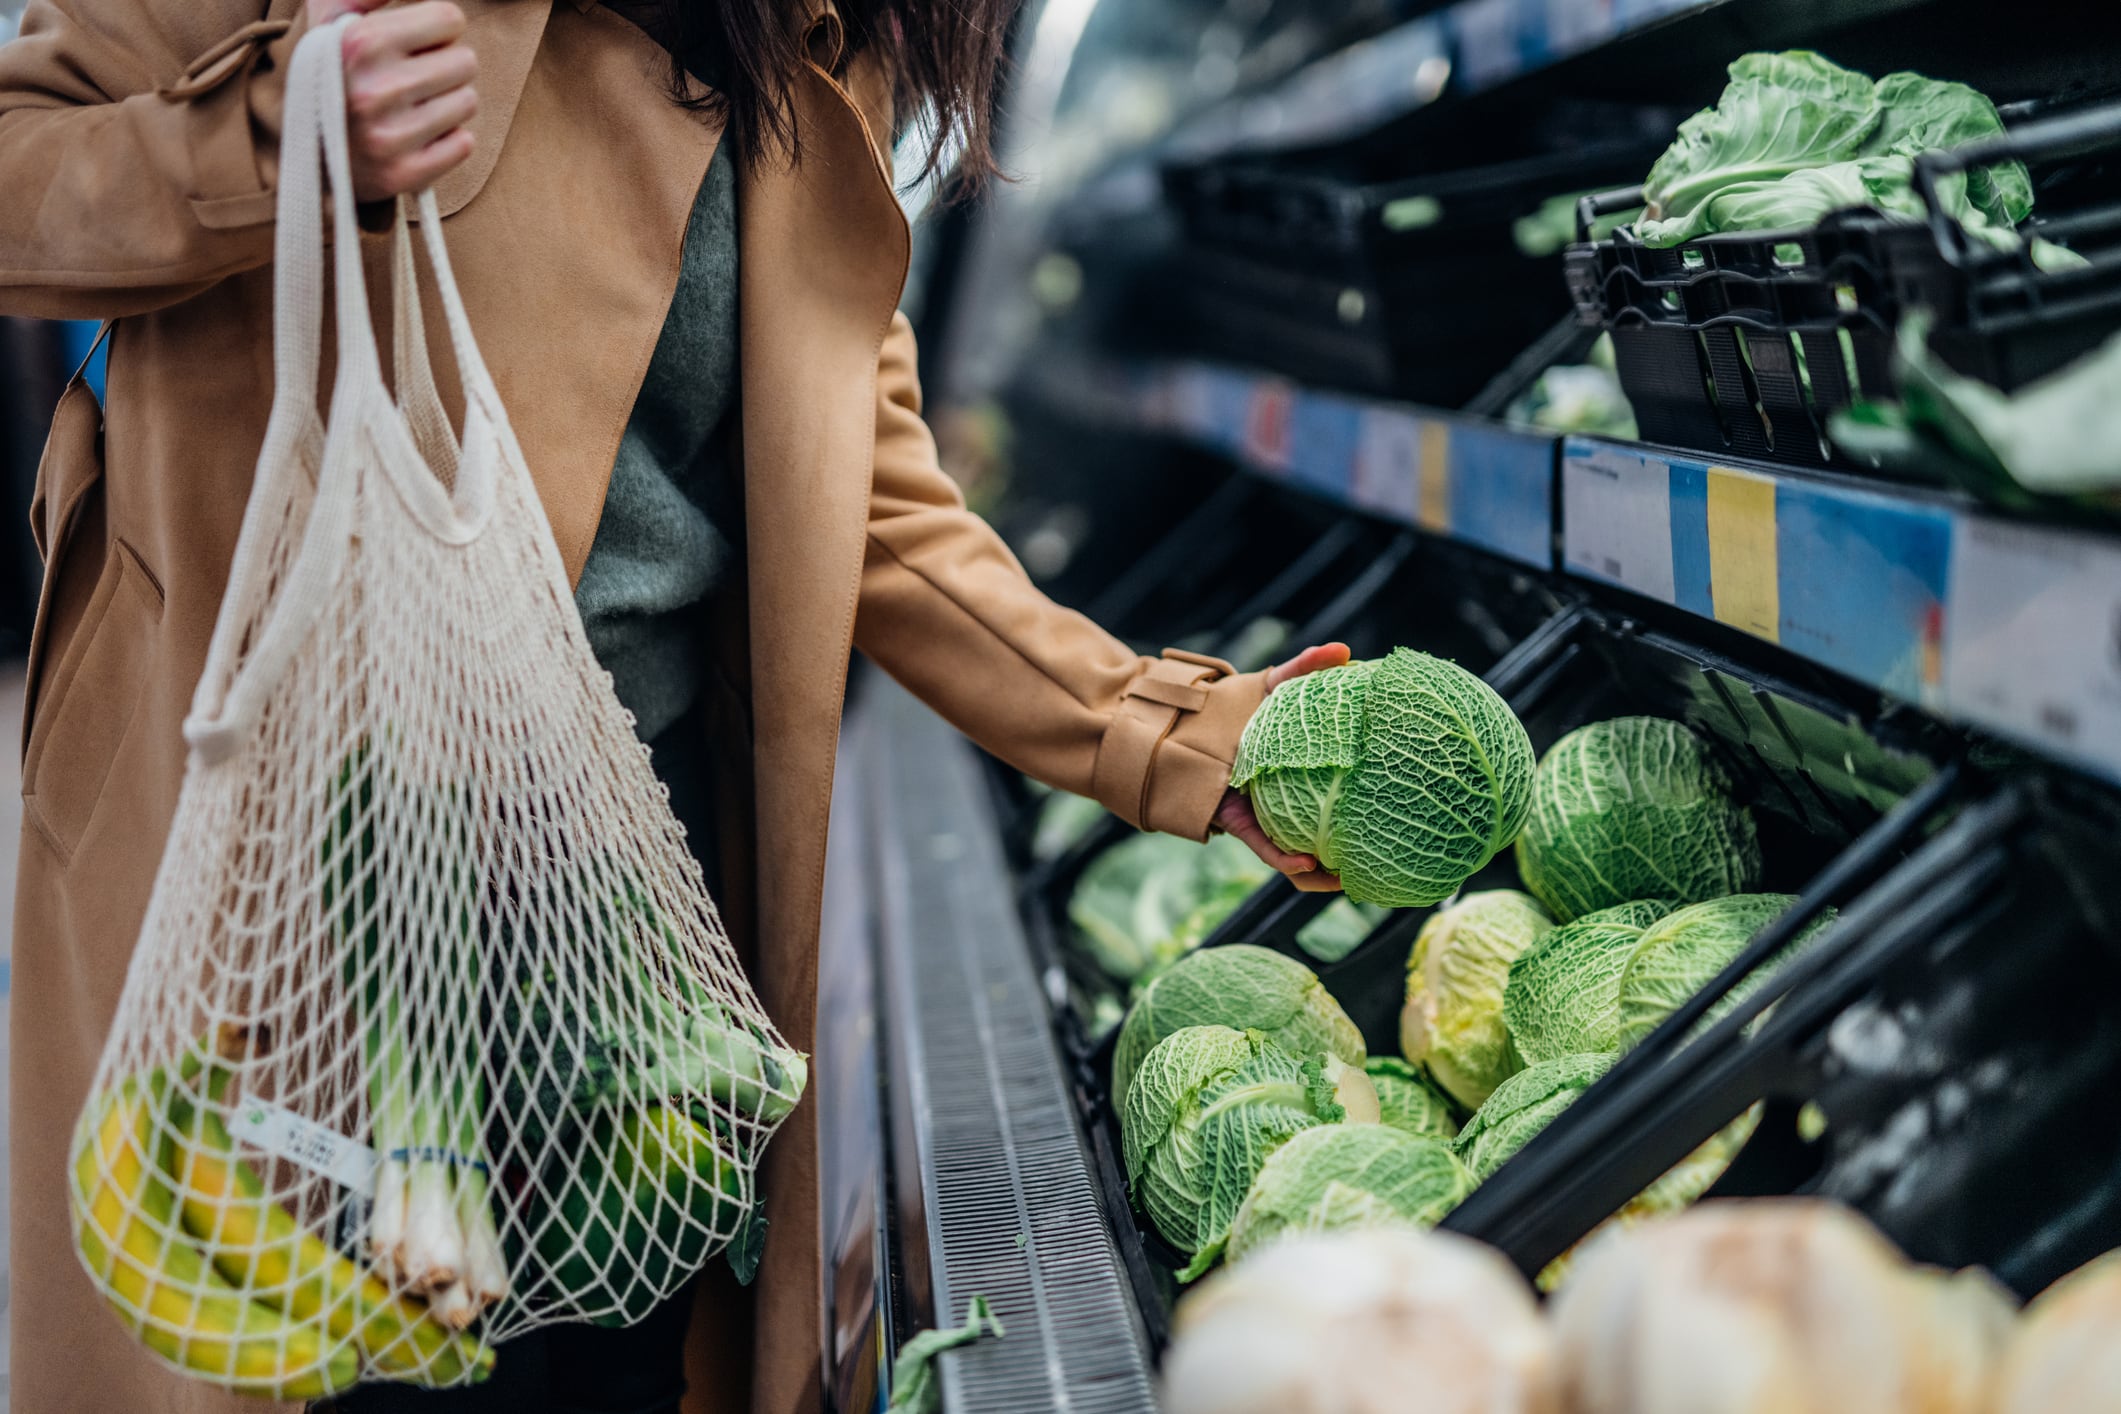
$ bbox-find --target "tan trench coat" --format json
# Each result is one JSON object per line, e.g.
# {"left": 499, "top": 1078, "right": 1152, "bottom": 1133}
{"left": 0, "top": 1, "right": 1267, "bottom": 1410}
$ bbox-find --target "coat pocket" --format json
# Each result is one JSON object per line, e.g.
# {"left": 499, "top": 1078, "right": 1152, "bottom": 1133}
{"left": 22, "top": 539, "right": 165, "bottom": 862}
{"left": 22, "top": 366, "right": 110, "bottom": 759}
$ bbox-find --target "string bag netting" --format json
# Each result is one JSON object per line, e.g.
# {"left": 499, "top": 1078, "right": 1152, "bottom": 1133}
{"left": 67, "top": 18, "right": 805, "bottom": 1398}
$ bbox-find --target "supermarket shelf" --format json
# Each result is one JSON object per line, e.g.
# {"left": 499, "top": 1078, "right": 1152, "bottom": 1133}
{"left": 1039, "top": 358, "right": 1559, "bottom": 572}
{"left": 1170, "top": 0, "right": 1718, "bottom": 156}
{"left": 1025, "top": 356, "right": 2121, "bottom": 787}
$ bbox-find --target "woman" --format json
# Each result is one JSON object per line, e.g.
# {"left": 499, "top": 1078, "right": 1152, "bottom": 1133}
{"left": 0, "top": 1, "right": 1346, "bottom": 1410}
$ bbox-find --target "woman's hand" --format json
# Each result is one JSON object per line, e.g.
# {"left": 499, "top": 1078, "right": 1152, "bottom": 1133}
{"left": 309, "top": 0, "right": 479, "bottom": 203}
{"left": 1216, "top": 642, "right": 1352, "bottom": 892}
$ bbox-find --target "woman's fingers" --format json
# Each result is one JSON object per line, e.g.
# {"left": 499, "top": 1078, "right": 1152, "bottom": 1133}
{"left": 342, "top": 1, "right": 469, "bottom": 68}
{"left": 332, "top": 0, "right": 477, "bottom": 203}
{"left": 361, "top": 83, "right": 479, "bottom": 166}
{"left": 308, "top": 0, "right": 393, "bottom": 24}
{"left": 347, "top": 44, "right": 478, "bottom": 120}
{"left": 1214, "top": 790, "right": 1344, "bottom": 893}
{"left": 368, "top": 127, "right": 476, "bottom": 200}
{"left": 1265, "top": 641, "right": 1352, "bottom": 693}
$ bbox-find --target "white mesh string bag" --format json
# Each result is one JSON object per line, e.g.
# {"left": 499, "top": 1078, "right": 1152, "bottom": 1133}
{"left": 67, "top": 18, "right": 803, "bottom": 1398}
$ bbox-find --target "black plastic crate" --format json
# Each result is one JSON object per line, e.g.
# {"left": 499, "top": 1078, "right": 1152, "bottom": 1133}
{"left": 1565, "top": 101, "right": 2121, "bottom": 470}
{"left": 1155, "top": 138, "right": 1663, "bottom": 406}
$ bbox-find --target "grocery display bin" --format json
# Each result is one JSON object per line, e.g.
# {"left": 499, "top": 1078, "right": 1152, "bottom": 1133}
{"left": 822, "top": 471, "right": 2121, "bottom": 1407}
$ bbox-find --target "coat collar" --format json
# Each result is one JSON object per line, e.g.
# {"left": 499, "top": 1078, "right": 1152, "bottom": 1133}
{"left": 432, "top": 1, "right": 554, "bottom": 218}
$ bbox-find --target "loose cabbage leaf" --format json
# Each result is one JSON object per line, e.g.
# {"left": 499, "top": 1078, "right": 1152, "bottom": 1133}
{"left": 1292, "top": 899, "right": 1388, "bottom": 964}
{"left": 1637, "top": 53, "right": 2043, "bottom": 252}
{"left": 1866, "top": 310, "right": 2121, "bottom": 505}
{"left": 1069, "top": 833, "right": 1272, "bottom": 983}
{"left": 1640, "top": 52, "right": 1883, "bottom": 246}
{"left": 1224, "top": 1124, "right": 1474, "bottom": 1265}
{"left": 1113, "top": 946, "right": 1365, "bottom": 1112}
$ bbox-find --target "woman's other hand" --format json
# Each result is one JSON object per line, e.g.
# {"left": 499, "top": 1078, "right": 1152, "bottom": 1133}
{"left": 310, "top": 0, "right": 479, "bottom": 203}
{"left": 1214, "top": 642, "right": 1352, "bottom": 892}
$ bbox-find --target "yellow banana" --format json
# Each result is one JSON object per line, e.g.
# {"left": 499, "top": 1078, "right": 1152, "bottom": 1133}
{"left": 71, "top": 1076, "right": 360, "bottom": 1400}
{"left": 166, "top": 1084, "right": 494, "bottom": 1386}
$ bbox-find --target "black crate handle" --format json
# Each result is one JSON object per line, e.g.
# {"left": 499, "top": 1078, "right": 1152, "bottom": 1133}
{"left": 1576, "top": 185, "right": 1649, "bottom": 245}
{"left": 1915, "top": 100, "right": 2121, "bottom": 265}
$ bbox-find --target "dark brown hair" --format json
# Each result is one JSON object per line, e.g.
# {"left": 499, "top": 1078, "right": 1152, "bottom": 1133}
{"left": 644, "top": 0, "right": 1016, "bottom": 191}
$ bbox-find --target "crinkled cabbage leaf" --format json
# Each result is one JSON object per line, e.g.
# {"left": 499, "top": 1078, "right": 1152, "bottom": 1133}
{"left": 1616, "top": 893, "right": 1837, "bottom": 1049}
{"left": 1232, "top": 649, "right": 1534, "bottom": 909}
{"left": 1504, "top": 899, "right": 1673, "bottom": 1064}
{"left": 1364, "top": 1057, "right": 1461, "bottom": 1142}
{"left": 1113, "top": 946, "right": 1365, "bottom": 1112}
{"left": 1224, "top": 1124, "right": 1474, "bottom": 1264}
{"left": 1515, "top": 716, "right": 1760, "bottom": 922}
{"left": 1120, "top": 1026, "right": 1346, "bottom": 1277}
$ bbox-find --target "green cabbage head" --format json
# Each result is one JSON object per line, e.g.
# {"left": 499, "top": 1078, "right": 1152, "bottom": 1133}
{"left": 1503, "top": 899, "right": 1673, "bottom": 1064}
{"left": 1224, "top": 1124, "right": 1475, "bottom": 1265}
{"left": 1113, "top": 945, "right": 1365, "bottom": 1113}
{"left": 1514, "top": 717, "right": 1760, "bottom": 922}
{"left": 1231, "top": 649, "right": 1534, "bottom": 908}
{"left": 1616, "top": 893, "right": 1836, "bottom": 1049}
{"left": 1363, "top": 1057, "right": 1460, "bottom": 1143}
{"left": 1400, "top": 890, "right": 1555, "bottom": 1110}
{"left": 1121, "top": 1026, "right": 1358, "bottom": 1278}
{"left": 1455, "top": 1051, "right": 1615, "bottom": 1181}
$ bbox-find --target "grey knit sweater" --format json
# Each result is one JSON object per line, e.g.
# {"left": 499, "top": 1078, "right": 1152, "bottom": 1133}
{"left": 573, "top": 140, "right": 740, "bottom": 742}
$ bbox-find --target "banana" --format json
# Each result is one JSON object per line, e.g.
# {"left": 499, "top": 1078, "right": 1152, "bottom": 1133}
{"left": 71, "top": 1075, "right": 360, "bottom": 1400}
{"left": 166, "top": 1073, "right": 495, "bottom": 1387}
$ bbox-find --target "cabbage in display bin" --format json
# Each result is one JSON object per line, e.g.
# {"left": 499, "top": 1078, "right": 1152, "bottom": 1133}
{"left": 1223, "top": 1123, "right": 1475, "bottom": 1265}
{"left": 1231, "top": 649, "right": 1534, "bottom": 909}
{"left": 1455, "top": 1051, "right": 1616, "bottom": 1182}
{"left": 1112, "top": 945, "right": 1365, "bottom": 1112}
{"left": 1515, "top": 716, "right": 1761, "bottom": 922}
{"left": 1616, "top": 893, "right": 1836, "bottom": 1049}
{"left": 1120, "top": 1026, "right": 1372, "bottom": 1279}
{"left": 1504, "top": 898, "right": 1673, "bottom": 1064}
{"left": 1400, "top": 889, "right": 1555, "bottom": 1110}
{"left": 1364, "top": 1057, "right": 1461, "bottom": 1142}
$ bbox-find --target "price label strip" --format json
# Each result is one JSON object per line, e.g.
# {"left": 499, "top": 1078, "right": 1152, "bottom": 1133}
{"left": 1943, "top": 517, "right": 2121, "bottom": 784}
{"left": 1354, "top": 407, "right": 1422, "bottom": 523}
{"left": 1562, "top": 440, "right": 1678, "bottom": 603}
{"left": 1705, "top": 466, "right": 1781, "bottom": 642}
{"left": 227, "top": 1097, "right": 380, "bottom": 1196}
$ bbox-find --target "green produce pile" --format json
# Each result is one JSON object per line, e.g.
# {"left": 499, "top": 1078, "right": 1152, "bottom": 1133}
{"left": 1108, "top": 701, "right": 1837, "bottom": 1288}
{"left": 1634, "top": 51, "right": 2074, "bottom": 259}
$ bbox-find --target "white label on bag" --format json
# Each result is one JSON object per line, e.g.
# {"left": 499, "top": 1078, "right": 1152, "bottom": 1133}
{"left": 227, "top": 1099, "right": 379, "bottom": 1196}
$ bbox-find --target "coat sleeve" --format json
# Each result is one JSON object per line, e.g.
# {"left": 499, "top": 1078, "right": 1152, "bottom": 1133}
{"left": 854, "top": 312, "right": 1267, "bottom": 841}
{"left": 0, "top": 0, "right": 308, "bottom": 319}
